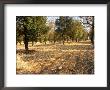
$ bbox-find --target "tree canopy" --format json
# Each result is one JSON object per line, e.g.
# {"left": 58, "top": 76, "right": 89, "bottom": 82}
{"left": 16, "top": 16, "right": 94, "bottom": 51}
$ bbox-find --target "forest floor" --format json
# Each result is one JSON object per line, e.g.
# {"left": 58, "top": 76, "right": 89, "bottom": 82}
{"left": 16, "top": 40, "right": 94, "bottom": 74}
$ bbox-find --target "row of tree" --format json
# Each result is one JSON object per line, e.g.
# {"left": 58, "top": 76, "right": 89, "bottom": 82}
{"left": 54, "top": 16, "right": 88, "bottom": 44}
{"left": 16, "top": 16, "right": 94, "bottom": 51}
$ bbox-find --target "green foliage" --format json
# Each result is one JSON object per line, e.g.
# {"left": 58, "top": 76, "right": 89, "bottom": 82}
{"left": 73, "top": 20, "right": 85, "bottom": 40}
{"left": 16, "top": 16, "right": 93, "bottom": 48}
{"left": 55, "top": 16, "right": 88, "bottom": 43}
{"left": 16, "top": 16, "right": 49, "bottom": 50}
{"left": 80, "top": 16, "right": 94, "bottom": 44}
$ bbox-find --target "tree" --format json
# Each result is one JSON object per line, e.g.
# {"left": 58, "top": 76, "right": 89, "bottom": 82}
{"left": 16, "top": 16, "right": 29, "bottom": 51}
{"left": 58, "top": 16, "right": 66, "bottom": 44}
{"left": 72, "top": 20, "right": 85, "bottom": 42}
{"left": 80, "top": 16, "right": 94, "bottom": 45}
{"left": 55, "top": 16, "right": 72, "bottom": 44}
{"left": 55, "top": 16, "right": 87, "bottom": 43}
{"left": 16, "top": 19, "right": 23, "bottom": 45}
{"left": 47, "top": 21, "right": 56, "bottom": 43}
{"left": 16, "top": 16, "right": 48, "bottom": 51}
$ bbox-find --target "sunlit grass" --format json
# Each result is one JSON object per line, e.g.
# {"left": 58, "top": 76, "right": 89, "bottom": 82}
{"left": 16, "top": 41, "right": 94, "bottom": 74}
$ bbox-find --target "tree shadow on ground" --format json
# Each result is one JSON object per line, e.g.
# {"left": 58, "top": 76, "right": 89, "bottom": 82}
{"left": 16, "top": 49, "right": 36, "bottom": 55}
{"left": 56, "top": 45, "right": 93, "bottom": 50}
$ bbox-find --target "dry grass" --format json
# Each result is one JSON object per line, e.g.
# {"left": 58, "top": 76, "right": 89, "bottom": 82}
{"left": 16, "top": 41, "right": 94, "bottom": 74}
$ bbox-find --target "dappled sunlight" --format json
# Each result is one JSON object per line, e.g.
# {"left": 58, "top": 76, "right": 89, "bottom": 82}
{"left": 16, "top": 42, "right": 94, "bottom": 74}
{"left": 16, "top": 16, "right": 94, "bottom": 74}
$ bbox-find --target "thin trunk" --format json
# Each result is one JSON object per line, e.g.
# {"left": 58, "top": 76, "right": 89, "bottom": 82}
{"left": 67, "top": 37, "right": 69, "bottom": 43}
{"left": 72, "top": 38, "right": 74, "bottom": 42}
{"left": 77, "top": 38, "right": 79, "bottom": 42}
{"left": 63, "top": 40, "right": 64, "bottom": 45}
{"left": 54, "top": 40, "right": 56, "bottom": 44}
{"left": 90, "top": 16, "right": 94, "bottom": 46}
{"left": 19, "top": 41, "right": 21, "bottom": 45}
{"left": 25, "top": 40, "right": 28, "bottom": 51}
{"left": 24, "top": 26, "right": 28, "bottom": 52}
{"left": 45, "top": 41, "right": 46, "bottom": 44}
{"left": 32, "top": 41, "right": 34, "bottom": 46}
{"left": 75, "top": 39, "right": 77, "bottom": 42}
{"left": 53, "top": 35, "right": 56, "bottom": 44}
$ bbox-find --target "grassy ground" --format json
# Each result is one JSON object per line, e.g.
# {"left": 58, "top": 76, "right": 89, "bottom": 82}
{"left": 16, "top": 40, "right": 94, "bottom": 74}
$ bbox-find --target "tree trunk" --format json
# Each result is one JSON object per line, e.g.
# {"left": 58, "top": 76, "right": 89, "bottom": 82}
{"left": 53, "top": 35, "right": 56, "bottom": 44}
{"left": 72, "top": 38, "right": 74, "bottom": 42}
{"left": 24, "top": 26, "right": 29, "bottom": 52}
{"left": 32, "top": 41, "right": 34, "bottom": 46}
{"left": 16, "top": 41, "right": 18, "bottom": 45}
{"left": 91, "top": 16, "right": 94, "bottom": 46}
{"left": 19, "top": 41, "right": 21, "bottom": 45}
{"left": 77, "top": 38, "right": 79, "bottom": 42}
{"left": 44, "top": 41, "right": 46, "bottom": 44}
{"left": 54, "top": 40, "right": 56, "bottom": 44}
{"left": 63, "top": 40, "right": 64, "bottom": 45}
{"left": 24, "top": 40, "right": 28, "bottom": 51}
{"left": 67, "top": 37, "right": 69, "bottom": 43}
